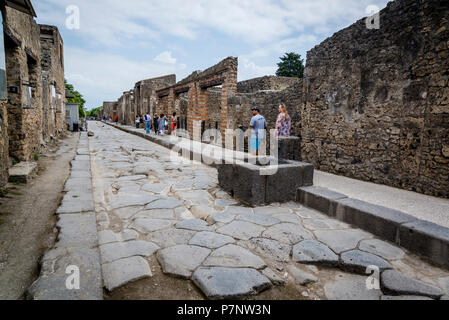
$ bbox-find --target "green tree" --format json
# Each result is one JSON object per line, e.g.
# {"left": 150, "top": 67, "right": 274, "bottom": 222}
{"left": 87, "top": 106, "right": 103, "bottom": 118}
{"left": 65, "top": 79, "right": 86, "bottom": 118}
{"left": 276, "top": 52, "right": 305, "bottom": 78}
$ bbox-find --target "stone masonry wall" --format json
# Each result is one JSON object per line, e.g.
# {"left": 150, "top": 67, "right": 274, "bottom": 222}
{"left": 0, "top": 100, "right": 8, "bottom": 187}
{"left": 40, "top": 25, "right": 65, "bottom": 140}
{"left": 302, "top": 0, "right": 449, "bottom": 198}
{"left": 4, "top": 6, "right": 43, "bottom": 162}
{"left": 237, "top": 76, "right": 300, "bottom": 94}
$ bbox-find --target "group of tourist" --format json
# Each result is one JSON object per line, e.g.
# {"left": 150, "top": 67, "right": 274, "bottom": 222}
{"left": 132, "top": 104, "right": 291, "bottom": 155}
{"left": 135, "top": 112, "right": 178, "bottom": 136}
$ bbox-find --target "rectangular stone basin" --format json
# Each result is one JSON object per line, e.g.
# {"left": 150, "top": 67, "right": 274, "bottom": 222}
{"left": 218, "top": 158, "right": 314, "bottom": 207}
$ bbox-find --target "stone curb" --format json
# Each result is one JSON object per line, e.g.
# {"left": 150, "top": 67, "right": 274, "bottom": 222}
{"left": 26, "top": 133, "right": 103, "bottom": 300}
{"left": 298, "top": 186, "right": 449, "bottom": 269}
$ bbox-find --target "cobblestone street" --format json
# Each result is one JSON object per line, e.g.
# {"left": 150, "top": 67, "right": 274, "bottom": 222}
{"left": 85, "top": 122, "right": 449, "bottom": 300}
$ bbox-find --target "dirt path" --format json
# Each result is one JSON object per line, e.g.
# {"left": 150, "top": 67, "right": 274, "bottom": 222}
{"left": 0, "top": 132, "right": 80, "bottom": 300}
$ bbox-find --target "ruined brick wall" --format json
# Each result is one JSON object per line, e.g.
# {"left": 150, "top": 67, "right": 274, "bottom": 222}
{"left": 237, "top": 76, "right": 300, "bottom": 94}
{"left": 0, "top": 100, "right": 8, "bottom": 187}
{"left": 4, "top": 7, "right": 43, "bottom": 162}
{"left": 302, "top": 0, "right": 449, "bottom": 198}
{"left": 103, "top": 101, "right": 117, "bottom": 120}
{"left": 135, "top": 75, "right": 176, "bottom": 118}
{"left": 228, "top": 79, "right": 304, "bottom": 141}
{"left": 40, "top": 25, "right": 65, "bottom": 140}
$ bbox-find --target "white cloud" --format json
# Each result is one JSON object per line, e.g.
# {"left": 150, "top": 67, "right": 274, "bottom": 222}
{"left": 154, "top": 51, "right": 177, "bottom": 64}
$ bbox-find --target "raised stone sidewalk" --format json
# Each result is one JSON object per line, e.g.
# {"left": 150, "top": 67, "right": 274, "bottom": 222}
{"left": 27, "top": 132, "right": 103, "bottom": 300}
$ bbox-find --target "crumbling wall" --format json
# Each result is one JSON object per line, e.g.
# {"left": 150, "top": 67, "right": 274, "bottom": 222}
{"left": 237, "top": 76, "right": 300, "bottom": 94}
{"left": 40, "top": 25, "right": 65, "bottom": 140}
{"left": 0, "top": 100, "right": 8, "bottom": 187}
{"left": 302, "top": 0, "right": 449, "bottom": 198}
{"left": 4, "top": 6, "right": 43, "bottom": 162}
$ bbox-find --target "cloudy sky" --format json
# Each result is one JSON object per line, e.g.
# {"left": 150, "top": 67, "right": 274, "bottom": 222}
{"left": 33, "top": 0, "right": 391, "bottom": 110}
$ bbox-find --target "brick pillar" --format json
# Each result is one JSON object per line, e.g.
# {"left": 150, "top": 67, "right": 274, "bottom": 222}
{"left": 220, "top": 58, "right": 238, "bottom": 141}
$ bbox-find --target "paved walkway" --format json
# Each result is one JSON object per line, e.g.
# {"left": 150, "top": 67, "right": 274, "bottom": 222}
{"left": 90, "top": 122, "right": 449, "bottom": 300}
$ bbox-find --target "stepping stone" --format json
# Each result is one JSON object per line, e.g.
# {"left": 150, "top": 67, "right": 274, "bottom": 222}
{"left": 287, "top": 265, "right": 318, "bottom": 286}
{"left": 203, "top": 244, "right": 266, "bottom": 269}
{"left": 135, "top": 209, "right": 175, "bottom": 220}
{"left": 99, "top": 241, "right": 160, "bottom": 264}
{"left": 176, "top": 219, "right": 214, "bottom": 232}
{"left": 340, "top": 250, "right": 392, "bottom": 274}
{"left": 381, "top": 270, "right": 443, "bottom": 300}
{"left": 314, "top": 229, "right": 373, "bottom": 254}
{"left": 262, "top": 268, "right": 286, "bottom": 286}
{"left": 217, "top": 221, "right": 265, "bottom": 241}
{"left": 192, "top": 267, "right": 272, "bottom": 299}
{"left": 359, "top": 239, "right": 405, "bottom": 261}
{"left": 145, "top": 198, "right": 184, "bottom": 210}
{"left": 325, "top": 273, "right": 382, "bottom": 300}
{"left": 237, "top": 214, "right": 281, "bottom": 227}
{"left": 262, "top": 223, "right": 313, "bottom": 245}
{"left": 130, "top": 218, "right": 174, "bottom": 233}
{"left": 109, "top": 195, "right": 161, "bottom": 210}
{"left": 141, "top": 183, "right": 171, "bottom": 194}
{"left": 102, "top": 256, "right": 152, "bottom": 292}
{"left": 149, "top": 228, "right": 196, "bottom": 248}
{"left": 292, "top": 240, "right": 339, "bottom": 266}
{"left": 157, "top": 245, "right": 211, "bottom": 279}
{"left": 208, "top": 212, "right": 235, "bottom": 224}
{"left": 189, "top": 232, "right": 235, "bottom": 249}
{"left": 245, "top": 238, "right": 291, "bottom": 262}
{"left": 381, "top": 296, "right": 434, "bottom": 300}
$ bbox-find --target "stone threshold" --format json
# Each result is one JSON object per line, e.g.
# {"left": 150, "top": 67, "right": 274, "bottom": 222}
{"left": 8, "top": 162, "right": 38, "bottom": 184}
{"left": 26, "top": 132, "right": 103, "bottom": 300}
{"left": 298, "top": 186, "right": 449, "bottom": 270}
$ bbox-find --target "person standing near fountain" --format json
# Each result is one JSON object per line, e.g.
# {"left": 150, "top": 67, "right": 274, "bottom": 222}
{"left": 275, "top": 104, "right": 292, "bottom": 137}
{"left": 249, "top": 106, "right": 266, "bottom": 156}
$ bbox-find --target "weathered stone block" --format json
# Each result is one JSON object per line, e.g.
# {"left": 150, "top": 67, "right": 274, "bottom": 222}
{"left": 297, "top": 186, "right": 347, "bottom": 217}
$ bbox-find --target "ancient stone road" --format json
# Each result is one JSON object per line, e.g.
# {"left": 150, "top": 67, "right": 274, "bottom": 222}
{"left": 88, "top": 122, "right": 449, "bottom": 300}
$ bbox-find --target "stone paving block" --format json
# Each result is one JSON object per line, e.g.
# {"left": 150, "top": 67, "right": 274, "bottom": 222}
{"left": 117, "top": 175, "right": 147, "bottom": 182}
{"left": 57, "top": 198, "right": 95, "bottom": 214}
{"left": 71, "top": 160, "right": 91, "bottom": 171}
{"left": 70, "top": 170, "right": 92, "bottom": 179}
{"left": 27, "top": 247, "right": 103, "bottom": 300}
{"left": 439, "top": 277, "right": 449, "bottom": 295}
{"left": 108, "top": 195, "right": 162, "bottom": 210}
{"left": 314, "top": 229, "right": 373, "bottom": 254}
{"left": 130, "top": 218, "right": 174, "bottom": 233}
{"left": 148, "top": 228, "right": 197, "bottom": 248}
{"left": 262, "top": 268, "right": 286, "bottom": 286}
{"left": 190, "top": 206, "right": 216, "bottom": 220}
{"left": 145, "top": 198, "right": 184, "bottom": 210}
{"left": 302, "top": 218, "right": 350, "bottom": 231}
{"left": 253, "top": 206, "right": 291, "bottom": 216}
{"left": 102, "top": 256, "right": 152, "bottom": 292}
{"left": 297, "top": 186, "right": 347, "bottom": 217}
{"left": 398, "top": 220, "right": 449, "bottom": 268}
{"left": 99, "top": 240, "right": 160, "bottom": 264}
{"left": 192, "top": 267, "right": 272, "bottom": 299}
{"left": 245, "top": 238, "right": 291, "bottom": 262}
{"left": 98, "top": 230, "right": 138, "bottom": 245}
{"left": 359, "top": 239, "right": 405, "bottom": 261}
{"left": 203, "top": 244, "right": 266, "bottom": 269}
{"left": 189, "top": 232, "right": 235, "bottom": 249}
{"left": 64, "top": 177, "right": 92, "bottom": 192}
{"left": 340, "top": 250, "right": 392, "bottom": 274}
{"left": 222, "top": 206, "right": 254, "bottom": 216}
{"left": 292, "top": 240, "right": 339, "bottom": 266}
{"left": 262, "top": 223, "right": 314, "bottom": 245}
{"left": 381, "top": 295, "right": 434, "bottom": 300}
{"left": 324, "top": 273, "right": 382, "bottom": 300}
{"left": 112, "top": 206, "right": 144, "bottom": 220}
{"left": 141, "top": 183, "right": 171, "bottom": 194}
{"left": 215, "top": 199, "right": 238, "bottom": 207}
{"left": 334, "top": 198, "right": 417, "bottom": 243}
{"left": 157, "top": 245, "right": 211, "bottom": 279}
{"left": 287, "top": 265, "right": 318, "bottom": 286}
{"left": 272, "top": 213, "right": 302, "bottom": 224}
{"left": 381, "top": 270, "right": 443, "bottom": 300}
{"left": 208, "top": 212, "right": 236, "bottom": 224}
{"left": 217, "top": 221, "right": 265, "bottom": 241}
{"left": 175, "top": 219, "right": 214, "bottom": 232}
{"left": 8, "top": 162, "right": 37, "bottom": 183}
{"left": 56, "top": 213, "right": 98, "bottom": 249}
{"left": 237, "top": 213, "right": 281, "bottom": 227}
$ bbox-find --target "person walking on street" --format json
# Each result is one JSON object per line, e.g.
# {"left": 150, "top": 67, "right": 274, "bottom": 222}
{"left": 249, "top": 106, "right": 266, "bottom": 156}
{"left": 275, "top": 104, "right": 292, "bottom": 137}
{"left": 154, "top": 115, "right": 159, "bottom": 135}
{"left": 144, "top": 113, "right": 152, "bottom": 134}
{"left": 171, "top": 112, "right": 178, "bottom": 136}
{"left": 136, "top": 115, "right": 141, "bottom": 129}
{"left": 158, "top": 114, "right": 168, "bottom": 135}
